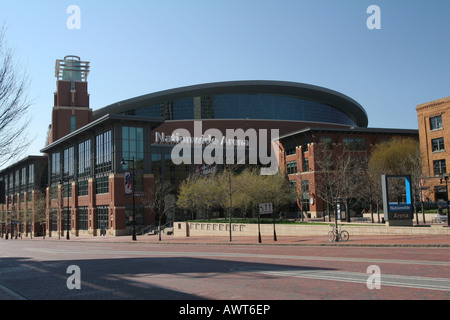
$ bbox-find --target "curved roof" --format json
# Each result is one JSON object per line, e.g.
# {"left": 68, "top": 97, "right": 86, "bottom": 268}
{"left": 94, "top": 80, "right": 368, "bottom": 127}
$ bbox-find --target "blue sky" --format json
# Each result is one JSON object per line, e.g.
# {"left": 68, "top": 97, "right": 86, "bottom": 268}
{"left": 0, "top": 0, "right": 449, "bottom": 163}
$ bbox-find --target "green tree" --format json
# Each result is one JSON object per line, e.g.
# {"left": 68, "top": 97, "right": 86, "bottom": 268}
{"left": 177, "top": 176, "right": 202, "bottom": 219}
{"left": 369, "top": 137, "right": 419, "bottom": 176}
{"left": 259, "top": 172, "right": 297, "bottom": 217}
{"left": 234, "top": 168, "right": 261, "bottom": 217}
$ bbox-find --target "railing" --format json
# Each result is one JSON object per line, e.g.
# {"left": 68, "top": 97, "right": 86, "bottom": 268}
{"left": 137, "top": 222, "right": 173, "bottom": 235}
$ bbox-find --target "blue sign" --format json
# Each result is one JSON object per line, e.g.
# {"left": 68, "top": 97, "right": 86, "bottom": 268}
{"left": 381, "top": 175, "right": 413, "bottom": 221}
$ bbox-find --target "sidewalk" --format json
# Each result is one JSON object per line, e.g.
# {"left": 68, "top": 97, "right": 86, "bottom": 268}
{"left": 14, "top": 233, "right": 450, "bottom": 247}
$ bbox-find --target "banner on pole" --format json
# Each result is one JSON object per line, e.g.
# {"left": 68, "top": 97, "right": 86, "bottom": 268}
{"left": 124, "top": 171, "right": 133, "bottom": 195}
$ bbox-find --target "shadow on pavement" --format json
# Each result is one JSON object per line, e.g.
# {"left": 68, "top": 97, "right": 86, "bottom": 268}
{"left": 0, "top": 255, "right": 336, "bottom": 300}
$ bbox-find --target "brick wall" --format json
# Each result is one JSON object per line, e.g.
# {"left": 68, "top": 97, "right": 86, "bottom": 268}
{"left": 416, "top": 96, "right": 450, "bottom": 201}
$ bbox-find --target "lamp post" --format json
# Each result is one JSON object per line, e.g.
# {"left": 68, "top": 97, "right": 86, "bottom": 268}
{"left": 121, "top": 157, "right": 136, "bottom": 241}
{"left": 439, "top": 175, "right": 450, "bottom": 227}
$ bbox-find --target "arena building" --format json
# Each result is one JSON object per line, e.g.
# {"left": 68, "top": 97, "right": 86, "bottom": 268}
{"left": 94, "top": 78, "right": 369, "bottom": 188}
{"left": 0, "top": 55, "right": 419, "bottom": 238}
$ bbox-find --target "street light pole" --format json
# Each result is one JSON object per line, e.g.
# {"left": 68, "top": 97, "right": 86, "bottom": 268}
{"left": 440, "top": 175, "right": 450, "bottom": 227}
{"left": 121, "top": 157, "right": 137, "bottom": 241}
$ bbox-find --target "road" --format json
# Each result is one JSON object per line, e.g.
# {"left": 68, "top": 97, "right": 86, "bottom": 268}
{"left": 0, "top": 238, "right": 449, "bottom": 303}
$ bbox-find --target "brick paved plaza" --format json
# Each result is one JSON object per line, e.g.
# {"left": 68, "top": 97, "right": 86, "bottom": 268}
{"left": 1, "top": 234, "right": 449, "bottom": 305}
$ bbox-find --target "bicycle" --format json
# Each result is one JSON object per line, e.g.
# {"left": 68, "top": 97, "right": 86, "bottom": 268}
{"left": 328, "top": 224, "right": 349, "bottom": 242}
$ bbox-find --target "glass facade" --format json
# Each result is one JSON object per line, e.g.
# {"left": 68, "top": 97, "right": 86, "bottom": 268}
{"left": 95, "top": 206, "right": 109, "bottom": 230}
{"left": 78, "top": 207, "right": 88, "bottom": 230}
{"left": 95, "top": 130, "right": 112, "bottom": 174}
{"left": 27, "top": 164, "right": 34, "bottom": 192}
{"left": 63, "top": 147, "right": 75, "bottom": 180}
{"left": 51, "top": 152, "right": 61, "bottom": 183}
{"left": 151, "top": 145, "right": 192, "bottom": 187}
{"left": 343, "top": 137, "right": 367, "bottom": 151}
{"left": 122, "top": 126, "right": 144, "bottom": 170}
{"left": 131, "top": 93, "right": 357, "bottom": 126}
{"left": 78, "top": 139, "right": 91, "bottom": 179}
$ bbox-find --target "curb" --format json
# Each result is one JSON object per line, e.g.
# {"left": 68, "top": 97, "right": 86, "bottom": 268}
{"left": 5, "top": 238, "right": 449, "bottom": 248}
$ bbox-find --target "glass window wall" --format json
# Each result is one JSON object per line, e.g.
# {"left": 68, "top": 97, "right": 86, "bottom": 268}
{"left": 95, "top": 130, "right": 112, "bottom": 174}
{"left": 122, "top": 126, "right": 144, "bottom": 170}
{"left": 78, "top": 139, "right": 91, "bottom": 178}
{"left": 130, "top": 93, "right": 357, "bottom": 126}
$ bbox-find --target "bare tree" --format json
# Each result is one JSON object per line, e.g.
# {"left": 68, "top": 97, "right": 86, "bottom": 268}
{"left": 313, "top": 144, "right": 337, "bottom": 222}
{"left": 314, "top": 143, "right": 364, "bottom": 224}
{"left": 334, "top": 153, "right": 363, "bottom": 222}
{"left": 0, "top": 26, "right": 31, "bottom": 168}
{"left": 146, "top": 178, "right": 177, "bottom": 241}
{"left": 355, "top": 157, "right": 382, "bottom": 223}
{"left": 402, "top": 146, "right": 429, "bottom": 224}
{"left": 31, "top": 189, "right": 47, "bottom": 238}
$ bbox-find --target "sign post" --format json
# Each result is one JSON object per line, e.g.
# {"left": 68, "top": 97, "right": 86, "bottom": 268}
{"left": 259, "top": 203, "right": 273, "bottom": 215}
{"left": 381, "top": 175, "right": 413, "bottom": 226}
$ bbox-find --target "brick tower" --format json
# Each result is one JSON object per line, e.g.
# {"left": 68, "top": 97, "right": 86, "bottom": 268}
{"left": 48, "top": 55, "right": 92, "bottom": 144}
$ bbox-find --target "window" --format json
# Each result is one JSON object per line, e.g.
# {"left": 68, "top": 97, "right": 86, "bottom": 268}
{"left": 303, "top": 158, "right": 310, "bottom": 172}
{"left": 95, "top": 130, "right": 112, "bottom": 174}
{"left": 8, "top": 173, "right": 13, "bottom": 196}
{"left": 125, "top": 206, "right": 144, "bottom": 226}
{"left": 63, "top": 207, "right": 71, "bottom": 232}
{"left": 78, "top": 207, "right": 88, "bottom": 230}
{"left": 302, "top": 139, "right": 310, "bottom": 152}
{"left": 78, "top": 139, "right": 91, "bottom": 178}
{"left": 70, "top": 116, "right": 76, "bottom": 133}
{"left": 51, "top": 152, "right": 61, "bottom": 183}
{"left": 434, "top": 186, "right": 448, "bottom": 202}
{"left": 64, "top": 146, "right": 75, "bottom": 179}
{"left": 15, "top": 170, "right": 19, "bottom": 194}
{"left": 430, "top": 115, "right": 443, "bottom": 130}
{"left": 343, "top": 138, "right": 366, "bottom": 151}
{"left": 287, "top": 161, "right": 297, "bottom": 175}
{"left": 433, "top": 159, "right": 447, "bottom": 175}
{"left": 301, "top": 180, "right": 310, "bottom": 200}
{"left": 28, "top": 164, "right": 34, "bottom": 191}
{"left": 62, "top": 181, "right": 71, "bottom": 198}
{"left": 95, "top": 206, "right": 109, "bottom": 230}
{"left": 50, "top": 209, "right": 58, "bottom": 232}
{"left": 122, "top": 126, "right": 144, "bottom": 170}
{"left": 95, "top": 175, "right": 109, "bottom": 194}
{"left": 320, "top": 137, "right": 332, "bottom": 150}
{"left": 50, "top": 185, "right": 58, "bottom": 200}
{"left": 21, "top": 167, "right": 27, "bottom": 193}
{"left": 78, "top": 180, "right": 88, "bottom": 196}
{"left": 432, "top": 137, "right": 445, "bottom": 152}
{"left": 285, "top": 144, "right": 296, "bottom": 156}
